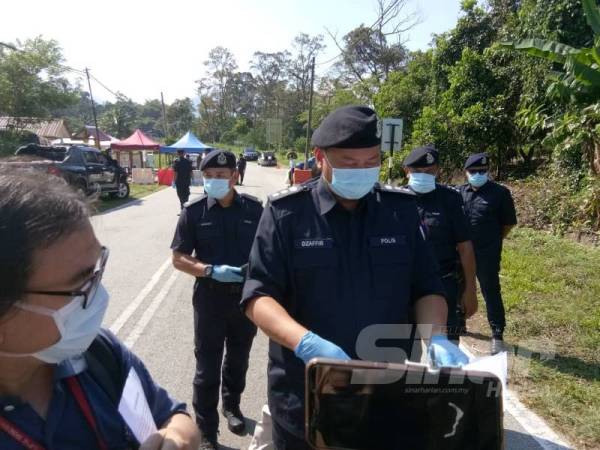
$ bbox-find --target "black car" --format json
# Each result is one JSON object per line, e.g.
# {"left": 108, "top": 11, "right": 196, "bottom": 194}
{"left": 10, "top": 144, "right": 130, "bottom": 198}
{"left": 243, "top": 147, "right": 259, "bottom": 161}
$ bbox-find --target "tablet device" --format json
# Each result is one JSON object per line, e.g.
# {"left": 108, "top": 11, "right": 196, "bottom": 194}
{"left": 305, "top": 358, "right": 503, "bottom": 450}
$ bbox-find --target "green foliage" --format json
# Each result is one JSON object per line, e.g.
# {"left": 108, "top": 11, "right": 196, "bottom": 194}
{"left": 0, "top": 37, "right": 78, "bottom": 118}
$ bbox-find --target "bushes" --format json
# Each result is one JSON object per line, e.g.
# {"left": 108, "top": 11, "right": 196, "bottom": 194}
{"left": 511, "top": 174, "right": 600, "bottom": 234}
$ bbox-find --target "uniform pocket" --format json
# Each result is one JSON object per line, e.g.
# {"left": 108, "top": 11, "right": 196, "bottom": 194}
{"left": 368, "top": 245, "right": 410, "bottom": 301}
{"left": 194, "top": 224, "right": 223, "bottom": 259}
{"left": 292, "top": 247, "right": 337, "bottom": 326}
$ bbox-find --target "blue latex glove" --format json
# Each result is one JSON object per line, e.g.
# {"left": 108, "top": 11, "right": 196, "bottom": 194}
{"left": 428, "top": 335, "right": 470, "bottom": 368}
{"left": 211, "top": 265, "right": 244, "bottom": 283}
{"left": 171, "top": 181, "right": 176, "bottom": 189}
{"left": 294, "top": 331, "right": 351, "bottom": 364}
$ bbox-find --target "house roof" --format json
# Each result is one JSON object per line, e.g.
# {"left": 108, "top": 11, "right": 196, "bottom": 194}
{"left": 0, "top": 117, "right": 71, "bottom": 139}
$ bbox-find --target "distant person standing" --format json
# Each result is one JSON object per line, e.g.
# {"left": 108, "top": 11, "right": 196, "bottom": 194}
{"left": 458, "top": 153, "right": 517, "bottom": 354}
{"left": 171, "top": 150, "right": 263, "bottom": 450}
{"left": 403, "top": 146, "right": 478, "bottom": 343}
{"left": 173, "top": 149, "right": 193, "bottom": 209}
{"left": 237, "top": 153, "right": 247, "bottom": 185}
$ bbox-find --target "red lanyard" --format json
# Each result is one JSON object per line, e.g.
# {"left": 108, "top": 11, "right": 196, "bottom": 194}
{"left": 0, "top": 376, "right": 109, "bottom": 450}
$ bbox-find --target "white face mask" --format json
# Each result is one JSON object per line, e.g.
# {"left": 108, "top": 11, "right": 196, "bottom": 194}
{"left": 0, "top": 284, "right": 109, "bottom": 364}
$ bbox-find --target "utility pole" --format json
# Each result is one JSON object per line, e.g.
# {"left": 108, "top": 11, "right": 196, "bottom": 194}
{"left": 160, "top": 92, "right": 169, "bottom": 139}
{"left": 160, "top": 92, "right": 169, "bottom": 169}
{"left": 304, "top": 56, "right": 316, "bottom": 168}
{"left": 85, "top": 68, "right": 101, "bottom": 150}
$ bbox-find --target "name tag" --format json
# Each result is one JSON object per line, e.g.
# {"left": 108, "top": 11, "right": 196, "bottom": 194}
{"left": 243, "top": 219, "right": 254, "bottom": 225}
{"left": 294, "top": 238, "right": 334, "bottom": 249}
{"left": 369, "top": 236, "right": 405, "bottom": 247}
{"left": 200, "top": 222, "right": 213, "bottom": 227}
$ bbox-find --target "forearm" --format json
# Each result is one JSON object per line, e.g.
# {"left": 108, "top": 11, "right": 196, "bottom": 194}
{"left": 159, "top": 413, "right": 200, "bottom": 448}
{"left": 172, "top": 251, "right": 208, "bottom": 278}
{"left": 245, "top": 296, "right": 308, "bottom": 351}
{"left": 415, "top": 295, "right": 448, "bottom": 337}
{"left": 456, "top": 241, "right": 476, "bottom": 289}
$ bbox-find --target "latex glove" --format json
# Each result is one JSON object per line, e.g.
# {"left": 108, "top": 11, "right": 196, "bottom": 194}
{"left": 294, "top": 331, "right": 351, "bottom": 364}
{"left": 171, "top": 181, "right": 176, "bottom": 189}
{"left": 211, "top": 265, "right": 244, "bottom": 283}
{"left": 428, "top": 334, "right": 470, "bottom": 368}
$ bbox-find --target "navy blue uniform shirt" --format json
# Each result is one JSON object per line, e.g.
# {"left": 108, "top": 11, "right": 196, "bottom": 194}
{"left": 241, "top": 178, "right": 445, "bottom": 436}
{"left": 171, "top": 192, "right": 263, "bottom": 297}
{"left": 458, "top": 181, "right": 517, "bottom": 254}
{"left": 410, "top": 184, "right": 472, "bottom": 275}
{"left": 172, "top": 157, "right": 193, "bottom": 187}
{"left": 0, "top": 330, "right": 187, "bottom": 450}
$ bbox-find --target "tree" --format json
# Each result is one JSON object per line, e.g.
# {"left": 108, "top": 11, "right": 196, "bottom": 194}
{"left": 167, "top": 98, "right": 195, "bottom": 138}
{"left": 0, "top": 37, "right": 77, "bottom": 120}
{"left": 327, "top": 0, "right": 418, "bottom": 89}
{"left": 98, "top": 95, "right": 138, "bottom": 138}
{"left": 374, "top": 50, "right": 434, "bottom": 137}
{"left": 502, "top": 0, "right": 600, "bottom": 174}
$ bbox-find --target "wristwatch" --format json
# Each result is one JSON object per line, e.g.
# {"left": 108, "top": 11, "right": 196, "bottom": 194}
{"left": 204, "top": 264, "right": 214, "bottom": 278}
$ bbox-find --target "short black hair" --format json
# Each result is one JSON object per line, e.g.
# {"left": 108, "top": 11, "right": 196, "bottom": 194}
{"left": 0, "top": 167, "right": 91, "bottom": 317}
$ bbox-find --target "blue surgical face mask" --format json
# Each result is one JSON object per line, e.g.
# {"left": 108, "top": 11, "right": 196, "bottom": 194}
{"left": 0, "top": 284, "right": 110, "bottom": 364}
{"left": 408, "top": 172, "right": 436, "bottom": 194}
{"left": 467, "top": 172, "right": 489, "bottom": 188}
{"left": 324, "top": 154, "right": 380, "bottom": 200}
{"left": 203, "top": 178, "right": 231, "bottom": 199}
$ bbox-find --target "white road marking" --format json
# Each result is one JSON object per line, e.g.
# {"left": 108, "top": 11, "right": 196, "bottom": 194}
{"left": 109, "top": 257, "right": 172, "bottom": 335}
{"left": 459, "top": 344, "right": 573, "bottom": 450}
{"left": 123, "top": 270, "right": 179, "bottom": 349}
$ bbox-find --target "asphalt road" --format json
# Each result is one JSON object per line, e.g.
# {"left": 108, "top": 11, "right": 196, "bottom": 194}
{"left": 92, "top": 162, "right": 572, "bottom": 450}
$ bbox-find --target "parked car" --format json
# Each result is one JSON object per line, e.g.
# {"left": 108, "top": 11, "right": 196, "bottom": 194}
{"left": 4, "top": 144, "right": 130, "bottom": 199}
{"left": 243, "top": 147, "right": 259, "bottom": 161}
{"left": 258, "top": 151, "right": 277, "bottom": 167}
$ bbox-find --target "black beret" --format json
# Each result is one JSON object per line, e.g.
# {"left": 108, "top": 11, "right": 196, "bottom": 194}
{"left": 403, "top": 145, "right": 439, "bottom": 167}
{"left": 200, "top": 149, "right": 236, "bottom": 170}
{"left": 464, "top": 152, "right": 490, "bottom": 169}
{"left": 311, "top": 105, "right": 380, "bottom": 149}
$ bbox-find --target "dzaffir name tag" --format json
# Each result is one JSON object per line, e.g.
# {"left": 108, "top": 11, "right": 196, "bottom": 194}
{"left": 369, "top": 236, "right": 405, "bottom": 247}
{"left": 294, "top": 238, "right": 334, "bottom": 249}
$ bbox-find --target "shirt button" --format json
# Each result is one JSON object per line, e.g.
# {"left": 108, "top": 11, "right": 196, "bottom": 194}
{"left": 3, "top": 405, "right": 15, "bottom": 412}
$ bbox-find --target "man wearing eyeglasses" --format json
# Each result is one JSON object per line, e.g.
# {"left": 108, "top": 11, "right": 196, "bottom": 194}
{"left": 458, "top": 153, "right": 517, "bottom": 354}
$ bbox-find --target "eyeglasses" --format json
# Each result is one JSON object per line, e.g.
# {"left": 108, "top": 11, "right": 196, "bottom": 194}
{"left": 467, "top": 169, "right": 488, "bottom": 175}
{"left": 25, "top": 247, "right": 109, "bottom": 309}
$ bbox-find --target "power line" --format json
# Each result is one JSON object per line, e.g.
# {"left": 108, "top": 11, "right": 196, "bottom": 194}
{"left": 88, "top": 73, "right": 121, "bottom": 99}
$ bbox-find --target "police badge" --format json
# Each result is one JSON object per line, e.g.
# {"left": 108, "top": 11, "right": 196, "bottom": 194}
{"left": 376, "top": 120, "right": 382, "bottom": 139}
{"left": 481, "top": 156, "right": 487, "bottom": 165}
{"left": 217, "top": 153, "right": 227, "bottom": 165}
{"left": 426, "top": 153, "right": 434, "bottom": 164}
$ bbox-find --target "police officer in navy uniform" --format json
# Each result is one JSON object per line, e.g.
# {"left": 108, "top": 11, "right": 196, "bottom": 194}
{"left": 241, "top": 106, "right": 469, "bottom": 450}
{"left": 403, "top": 146, "right": 478, "bottom": 342}
{"left": 458, "top": 153, "right": 517, "bottom": 354}
{"left": 171, "top": 149, "right": 263, "bottom": 450}
{"left": 173, "top": 149, "right": 194, "bottom": 209}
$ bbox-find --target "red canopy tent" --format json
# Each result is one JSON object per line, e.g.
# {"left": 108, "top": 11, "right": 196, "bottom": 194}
{"left": 111, "top": 129, "right": 160, "bottom": 169}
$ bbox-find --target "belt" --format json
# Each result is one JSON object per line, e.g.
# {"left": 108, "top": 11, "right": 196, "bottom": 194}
{"left": 197, "top": 278, "right": 243, "bottom": 294}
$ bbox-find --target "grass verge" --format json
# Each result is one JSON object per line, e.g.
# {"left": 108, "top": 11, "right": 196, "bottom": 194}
{"left": 93, "top": 183, "right": 167, "bottom": 213}
{"left": 465, "top": 227, "right": 600, "bottom": 449}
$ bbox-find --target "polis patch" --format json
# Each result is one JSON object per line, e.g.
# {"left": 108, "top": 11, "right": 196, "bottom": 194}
{"left": 294, "top": 238, "right": 334, "bottom": 249}
{"left": 369, "top": 235, "right": 406, "bottom": 247}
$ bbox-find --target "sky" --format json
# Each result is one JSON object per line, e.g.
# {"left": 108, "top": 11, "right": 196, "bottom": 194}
{"left": 0, "top": 0, "right": 462, "bottom": 104}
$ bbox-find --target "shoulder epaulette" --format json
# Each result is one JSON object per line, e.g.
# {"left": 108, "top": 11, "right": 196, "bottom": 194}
{"left": 240, "top": 192, "right": 263, "bottom": 205}
{"left": 183, "top": 195, "right": 206, "bottom": 208}
{"left": 376, "top": 183, "right": 415, "bottom": 196}
{"left": 268, "top": 184, "right": 309, "bottom": 202}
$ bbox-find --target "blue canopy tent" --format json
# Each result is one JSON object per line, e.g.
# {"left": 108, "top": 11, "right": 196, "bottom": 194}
{"left": 160, "top": 131, "right": 214, "bottom": 154}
